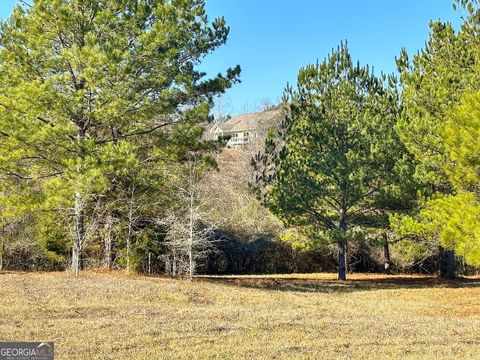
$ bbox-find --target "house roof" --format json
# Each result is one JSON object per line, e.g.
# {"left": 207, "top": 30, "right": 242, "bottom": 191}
{"left": 215, "top": 109, "right": 281, "bottom": 133}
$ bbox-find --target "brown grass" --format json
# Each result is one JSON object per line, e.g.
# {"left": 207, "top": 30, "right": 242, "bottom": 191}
{"left": 1, "top": 271, "right": 480, "bottom": 359}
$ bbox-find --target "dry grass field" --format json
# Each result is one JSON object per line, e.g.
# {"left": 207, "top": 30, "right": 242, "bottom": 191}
{"left": 1, "top": 271, "right": 480, "bottom": 359}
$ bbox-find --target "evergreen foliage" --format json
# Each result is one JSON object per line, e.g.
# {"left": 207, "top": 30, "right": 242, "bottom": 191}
{"left": 0, "top": 0, "right": 240, "bottom": 273}
{"left": 257, "top": 43, "right": 408, "bottom": 280}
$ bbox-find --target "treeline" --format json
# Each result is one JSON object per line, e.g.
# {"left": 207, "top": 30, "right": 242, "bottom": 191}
{"left": 0, "top": 0, "right": 242, "bottom": 276}
{"left": 1, "top": 0, "right": 480, "bottom": 280}
{"left": 253, "top": 0, "right": 480, "bottom": 280}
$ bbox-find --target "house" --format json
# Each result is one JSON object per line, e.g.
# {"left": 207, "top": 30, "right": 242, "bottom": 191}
{"left": 206, "top": 109, "right": 281, "bottom": 149}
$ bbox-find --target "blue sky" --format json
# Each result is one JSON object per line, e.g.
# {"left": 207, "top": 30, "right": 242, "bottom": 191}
{"left": 202, "top": 0, "right": 460, "bottom": 114}
{"left": 1, "top": 0, "right": 461, "bottom": 115}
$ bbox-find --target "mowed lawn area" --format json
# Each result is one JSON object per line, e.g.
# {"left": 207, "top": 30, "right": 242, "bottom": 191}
{"left": 1, "top": 272, "right": 480, "bottom": 359}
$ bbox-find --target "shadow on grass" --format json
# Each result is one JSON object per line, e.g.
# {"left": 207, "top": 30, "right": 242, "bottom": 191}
{"left": 194, "top": 275, "right": 480, "bottom": 293}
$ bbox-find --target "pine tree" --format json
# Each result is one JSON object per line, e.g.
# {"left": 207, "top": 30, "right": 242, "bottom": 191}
{"left": 395, "top": 0, "right": 480, "bottom": 277}
{"left": 0, "top": 0, "right": 240, "bottom": 273}
{"left": 392, "top": 89, "right": 480, "bottom": 269}
{"left": 261, "top": 43, "right": 405, "bottom": 280}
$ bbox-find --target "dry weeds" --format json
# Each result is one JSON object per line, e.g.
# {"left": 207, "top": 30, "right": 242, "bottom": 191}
{"left": 1, "top": 271, "right": 479, "bottom": 359}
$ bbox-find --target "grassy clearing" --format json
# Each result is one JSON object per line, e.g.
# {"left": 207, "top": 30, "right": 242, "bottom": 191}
{"left": 1, "top": 272, "right": 480, "bottom": 359}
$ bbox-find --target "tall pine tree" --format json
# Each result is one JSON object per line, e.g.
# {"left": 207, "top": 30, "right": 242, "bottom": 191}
{"left": 395, "top": 0, "right": 480, "bottom": 277}
{"left": 0, "top": 0, "right": 240, "bottom": 273}
{"left": 259, "top": 43, "right": 406, "bottom": 280}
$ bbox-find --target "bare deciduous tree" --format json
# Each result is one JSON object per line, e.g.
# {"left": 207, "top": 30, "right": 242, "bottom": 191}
{"left": 160, "top": 159, "right": 218, "bottom": 280}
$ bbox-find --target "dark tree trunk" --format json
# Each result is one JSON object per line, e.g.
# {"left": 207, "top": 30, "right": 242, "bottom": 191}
{"left": 338, "top": 239, "right": 347, "bottom": 281}
{"left": 383, "top": 233, "right": 391, "bottom": 274}
{"left": 345, "top": 240, "right": 349, "bottom": 273}
{"left": 439, "top": 247, "right": 455, "bottom": 279}
{"left": 338, "top": 208, "right": 347, "bottom": 281}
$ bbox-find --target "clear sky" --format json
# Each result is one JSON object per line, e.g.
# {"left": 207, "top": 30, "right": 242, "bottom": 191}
{"left": 1, "top": 0, "right": 461, "bottom": 115}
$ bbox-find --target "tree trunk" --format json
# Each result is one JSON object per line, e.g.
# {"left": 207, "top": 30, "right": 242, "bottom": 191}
{"left": 172, "top": 252, "right": 177, "bottom": 276}
{"left": 73, "top": 119, "right": 86, "bottom": 275}
{"left": 103, "top": 213, "right": 113, "bottom": 269}
{"left": 338, "top": 239, "right": 347, "bottom": 280}
{"left": 0, "top": 236, "right": 4, "bottom": 271}
{"left": 126, "top": 233, "right": 131, "bottom": 273}
{"left": 148, "top": 252, "right": 152, "bottom": 275}
{"left": 126, "top": 221, "right": 132, "bottom": 273}
{"left": 338, "top": 208, "right": 347, "bottom": 281}
{"left": 72, "top": 191, "right": 85, "bottom": 275}
{"left": 345, "top": 240, "right": 349, "bottom": 273}
{"left": 383, "top": 233, "right": 391, "bottom": 274}
{"left": 165, "top": 256, "right": 171, "bottom": 275}
{"left": 439, "top": 247, "right": 455, "bottom": 279}
{"left": 126, "top": 185, "right": 135, "bottom": 273}
{"left": 188, "top": 186, "right": 194, "bottom": 281}
{"left": 187, "top": 169, "right": 195, "bottom": 281}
